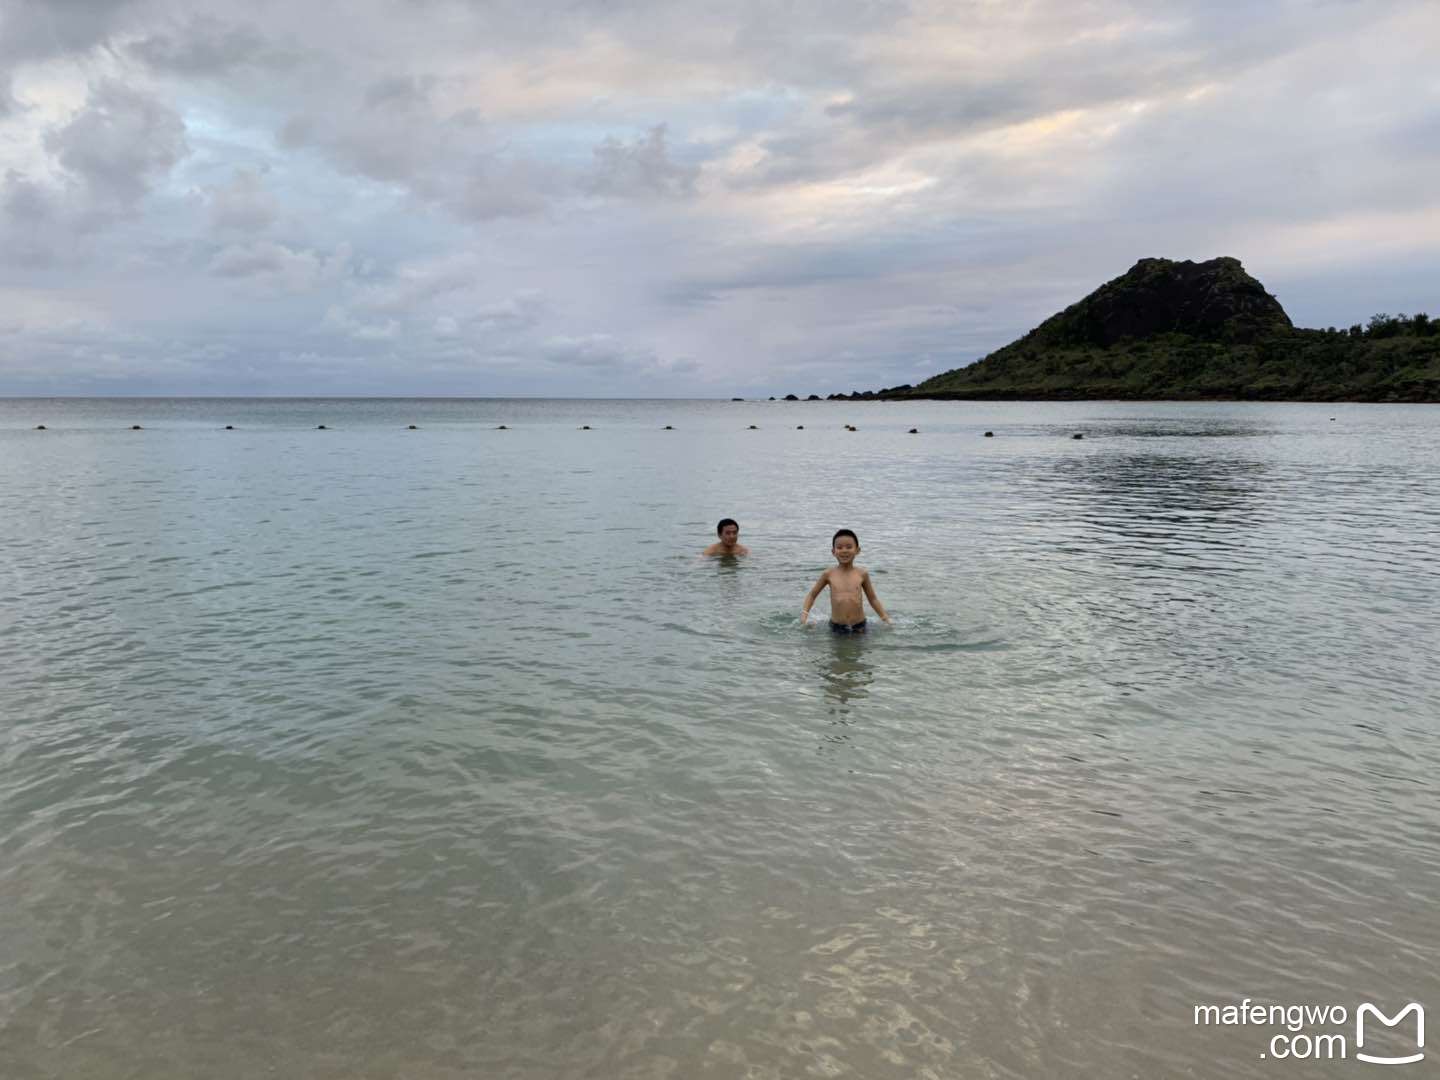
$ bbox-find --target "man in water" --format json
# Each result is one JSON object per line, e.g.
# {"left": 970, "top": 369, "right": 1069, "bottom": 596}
{"left": 703, "top": 518, "right": 750, "bottom": 557}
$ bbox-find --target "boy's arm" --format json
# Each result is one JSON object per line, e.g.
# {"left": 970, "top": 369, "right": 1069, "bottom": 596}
{"left": 800, "top": 572, "right": 829, "bottom": 625}
{"left": 861, "top": 571, "right": 891, "bottom": 624}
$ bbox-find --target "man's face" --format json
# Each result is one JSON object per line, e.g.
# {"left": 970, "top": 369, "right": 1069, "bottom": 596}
{"left": 719, "top": 524, "right": 739, "bottom": 546}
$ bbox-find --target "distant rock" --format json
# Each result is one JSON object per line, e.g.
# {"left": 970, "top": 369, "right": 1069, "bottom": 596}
{"left": 875, "top": 257, "right": 1440, "bottom": 402}
{"left": 783, "top": 394, "right": 799, "bottom": 401}
{"left": 1030, "top": 256, "right": 1291, "bottom": 349}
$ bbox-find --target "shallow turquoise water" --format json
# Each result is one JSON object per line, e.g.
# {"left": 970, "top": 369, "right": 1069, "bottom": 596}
{"left": 2, "top": 398, "right": 1438, "bottom": 1077}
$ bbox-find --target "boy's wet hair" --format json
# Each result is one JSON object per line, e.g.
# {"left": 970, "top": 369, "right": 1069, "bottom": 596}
{"left": 717, "top": 518, "right": 739, "bottom": 535}
{"left": 832, "top": 528, "right": 859, "bottom": 548}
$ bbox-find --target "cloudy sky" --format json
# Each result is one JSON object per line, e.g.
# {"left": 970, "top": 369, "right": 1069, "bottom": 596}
{"left": 1, "top": 0, "right": 1436, "bottom": 396}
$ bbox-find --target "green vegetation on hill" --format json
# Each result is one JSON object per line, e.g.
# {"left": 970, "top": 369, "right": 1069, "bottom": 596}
{"left": 882, "top": 259, "right": 1440, "bottom": 402}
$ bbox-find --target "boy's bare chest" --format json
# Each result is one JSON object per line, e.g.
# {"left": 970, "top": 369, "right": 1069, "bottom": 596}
{"left": 829, "top": 570, "right": 863, "bottom": 595}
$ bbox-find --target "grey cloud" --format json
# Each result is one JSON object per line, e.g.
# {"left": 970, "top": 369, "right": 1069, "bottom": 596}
{"left": 350, "top": 256, "right": 483, "bottom": 315}
{"left": 210, "top": 241, "right": 308, "bottom": 278}
{"left": 0, "top": 0, "right": 139, "bottom": 63}
{"left": 43, "top": 80, "right": 189, "bottom": 216}
{"left": 209, "top": 241, "right": 346, "bottom": 293}
{"left": 726, "top": 1, "right": 1403, "bottom": 192}
{"left": 209, "top": 167, "right": 279, "bottom": 233}
{"left": 2, "top": 168, "right": 54, "bottom": 223}
{"left": 660, "top": 283, "right": 721, "bottom": 308}
{"left": 127, "top": 17, "right": 291, "bottom": 75}
{"left": 280, "top": 111, "right": 430, "bottom": 185}
{"left": 540, "top": 334, "right": 654, "bottom": 370}
{"left": 431, "top": 292, "right": 547, "bottom": 339}
{"left": 450, "top": 160, "right": 554, "bottom": 220}
{"left": 662, "top": 234, "right": 956, "bottom": 303}
{"left": 586, "top": 124, "right": 697, "bottom": 199}
{"left": 822, "top": 81, "right": 1038, "bottom": 143}
{"left": 469, "top": 291, "right": 546, "bottom": 330}
{"left": 0, "top": 168, "right": 63, "bottom": 266}
{"left": 721, "top": 126, "right": 874, "bottom": 189}
{"left": 363, "top": 74, "right": 435, "bottom": 110}
{"left": 323, "top": 305, "right": 401, "bottom": 341}
{"left": 280, "top": 84, "right": 510, "bottom": 202}
{"left": 282, "top": 77, "right": 557, "bottom": 221}
{"left": 534, "top": 332, "right": 695, "bottom": 379}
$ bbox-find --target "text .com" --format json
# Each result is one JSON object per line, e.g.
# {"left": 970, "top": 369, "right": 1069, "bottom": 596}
{"left": 1193, "top": 999, "right": 1424, "bottom": 1065}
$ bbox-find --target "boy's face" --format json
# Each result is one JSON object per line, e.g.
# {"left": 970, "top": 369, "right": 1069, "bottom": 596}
{"left": 832, "top": 536, "right": 858, "bottom": 565}
{"left": 719, "top": 523, "right": 739, "bottom": 546}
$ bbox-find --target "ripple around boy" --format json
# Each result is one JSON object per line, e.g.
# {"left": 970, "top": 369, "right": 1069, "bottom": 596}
{"left": 703, "top": 518, "right": 750, "bottom": 557}
{"left": 801, "top": 529, "right": 892, "bottom": 633}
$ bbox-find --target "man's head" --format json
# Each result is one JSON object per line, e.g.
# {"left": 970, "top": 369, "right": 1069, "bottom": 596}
{"left": 716, "top": 518, "right": 740, "bottom": 546}
{"left": 832, "top": 528, "right": 859, "bottom": 564}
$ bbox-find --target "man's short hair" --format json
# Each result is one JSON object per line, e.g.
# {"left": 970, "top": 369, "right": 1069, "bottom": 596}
{"left": 717, "top": 518, "right": 739, "bottom": 535}
{"left": 832, "top": 528, "right": 859, "bottom": 547}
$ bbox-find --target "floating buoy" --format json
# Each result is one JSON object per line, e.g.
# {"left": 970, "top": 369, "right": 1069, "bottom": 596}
{"left": 748, "top": 424, "right": 758, "bottom": 430}
{"left": 35, "top": 424, "right": 46, "bottom": 430}
{"left": 663, "top": 425, "right": 673, "bottom": 430}
{"left": 580, "top": 425, "right": 591, "bottom": 430}
{"left": 983, "top": 431, "right": 993, "bottom": 437}
{"left": 908, "top": 428, "right": 919, "bottom": 434}
{"left": 317, "top": 424, "right": 327, "bottom": 430}
{"left": 225, "top": 425, "right": 234, "bottom": 430}
{"left": 796, "top": 425, "right": 804, "bottom": 430}
{"left": 1072, "top": 433, "right": 1083, "bottom": 440}
{"left": 497, "top": 425, "right": 508, "bottom": 430}
{"left": 131, "top": 424, "right": 143, "bottom": 430}
{"left": 408, "top": 424, "right": 417, "bottom": 430}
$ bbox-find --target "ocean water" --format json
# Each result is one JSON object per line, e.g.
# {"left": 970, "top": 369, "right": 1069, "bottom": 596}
{"left": 1, "top": 397, "right": 1438, "bottom": 1079}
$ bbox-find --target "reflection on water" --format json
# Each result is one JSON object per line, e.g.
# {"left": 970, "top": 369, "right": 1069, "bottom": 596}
{"left": 1052, "top": 452, "right": 1267, "bottom": 537}
{"left": 1089, "top": 416, "right": 1278, "bottom": 439}
{"left": 819, "top": 636, "right": 874, "bottom": 724}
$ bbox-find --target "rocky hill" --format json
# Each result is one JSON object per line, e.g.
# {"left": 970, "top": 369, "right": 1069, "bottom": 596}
{"left": 868, "top": 258, "right": 1439, "bottom": 402}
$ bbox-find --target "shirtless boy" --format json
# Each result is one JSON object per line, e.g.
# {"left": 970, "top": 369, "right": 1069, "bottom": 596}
{"left": 703, "top": 518, "right": 750, "bottom": 557}
{"left": 801, "top": 529, "right": 891, "bottom": 632}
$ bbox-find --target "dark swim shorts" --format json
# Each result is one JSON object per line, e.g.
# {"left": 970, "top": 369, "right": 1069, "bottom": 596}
{"left": 830, "top": 619, "right": 867, "bottom": 634}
